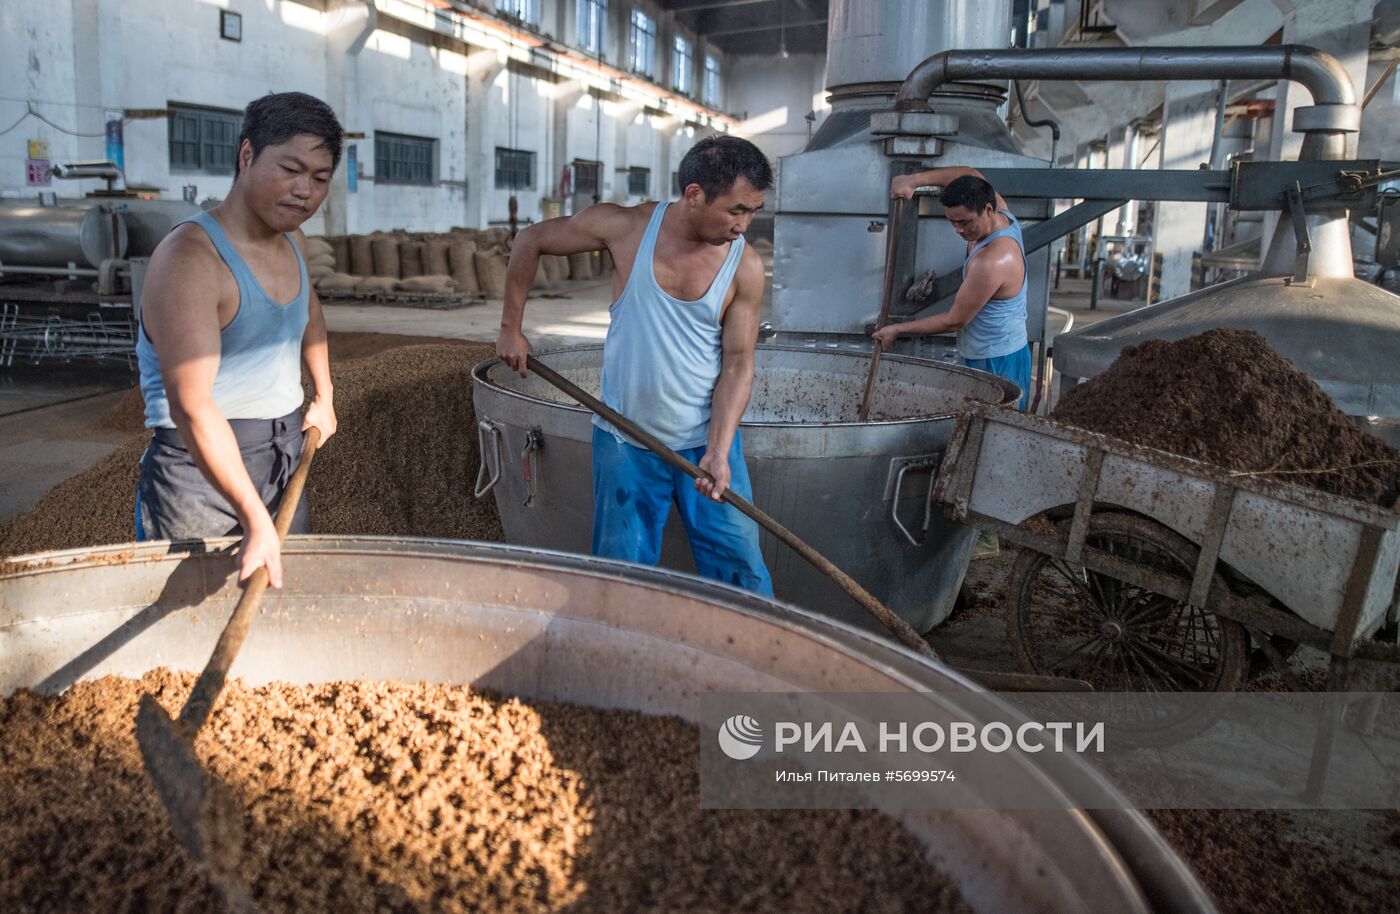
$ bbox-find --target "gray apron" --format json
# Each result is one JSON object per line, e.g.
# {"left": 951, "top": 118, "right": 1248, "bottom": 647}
{"left": 135, "top": 410, "right": 309, "bottom": 540}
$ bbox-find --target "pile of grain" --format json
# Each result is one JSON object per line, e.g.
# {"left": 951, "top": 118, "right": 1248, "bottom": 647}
{"left": 1148, "top": 808, "right": 1400, "bottom": 914}
{"left": 0, "top": 671, "right": 970, "bottom": 913}
{"left": 0, "top": 336, "right": 502, "bottom": 556}
{"left": 1052, "top": 329, "right": 1400, "bottom": 507}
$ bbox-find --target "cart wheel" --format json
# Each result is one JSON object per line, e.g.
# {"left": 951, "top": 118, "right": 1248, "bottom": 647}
{"left": 1006, "top": 512, "right": 1248, "bottom": 744}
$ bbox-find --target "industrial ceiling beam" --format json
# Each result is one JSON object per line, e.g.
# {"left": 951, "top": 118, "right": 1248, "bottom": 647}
{"left": 702, "top": 17, "right": 826, "bottom": 36}
{"left": 667, "top": 0, "right": 772, "bottom": 12}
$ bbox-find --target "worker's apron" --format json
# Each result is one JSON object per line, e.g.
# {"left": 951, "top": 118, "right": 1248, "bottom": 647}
{"left": 134, "top": 410, "right": 309, "bottom": 541}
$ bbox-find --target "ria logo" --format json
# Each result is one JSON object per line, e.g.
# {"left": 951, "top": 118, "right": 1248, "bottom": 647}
{"left": 718, "top": 714, "right": 764, "bottom": 760}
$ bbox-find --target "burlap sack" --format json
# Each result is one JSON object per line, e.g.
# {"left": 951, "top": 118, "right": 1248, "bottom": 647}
{"left": 305, "top": 236, "right": 334, "bottom": 259}
{"left": 599, "top": 250, "right": 614, "bottom": 276}
{"left": 424, "top": 239, "right": 452, "bottom": 276}
{"left": 568, "top": 252, "right": 594, "bottom": 281}
{"left": 449, "top": 241, "right": 479, "bottom": 293}
{"left": 309, "top": 253, "right": 336, "bottom": 270}
{"left": 357, "top": 276, "right": 401, "bottom": 294}
{"left": 309, "top": 264, "right": 335, "bottom": 280}
{"left": 398, "top": 274, "right": 455, "bottom": 293}
{"left": 371, "top": 237, "right": 401, "bottom": 278}
{"left": 329, "top": 236, "right": 351, "bottom": 273}
{"left": 531, "top": 259, "right": 553, "bottom": 290}
{"left": 399, "top": 242, "right": 425, "bottom": 279}
{"left": 314, "top": 272, "right": 359, "bottom": 292}
{"left": 474, "top": 250, "right": 509, "bottom": 299}
{"left": 540, "top": 254, "right": 564, "bottom": 284}
{"left": 350, "top": 235, "right": 374, "bottom": 277}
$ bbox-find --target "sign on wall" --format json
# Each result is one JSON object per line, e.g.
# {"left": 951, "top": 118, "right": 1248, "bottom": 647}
{"left": 105, "top": 116, "right": 125, "bottom": 170}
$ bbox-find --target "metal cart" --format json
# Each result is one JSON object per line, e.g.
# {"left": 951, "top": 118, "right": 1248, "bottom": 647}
{"left": 932, "top": 405, "right": 1400, "bottom": 796}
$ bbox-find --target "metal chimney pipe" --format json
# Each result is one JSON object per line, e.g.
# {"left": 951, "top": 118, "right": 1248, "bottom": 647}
{"left": 894, "top": 46, "right": 1358, "bottom": 160}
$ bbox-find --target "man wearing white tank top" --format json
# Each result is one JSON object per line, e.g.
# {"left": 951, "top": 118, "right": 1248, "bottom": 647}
{"left": 498, "top": 137, "right": 774, "bottom": 595}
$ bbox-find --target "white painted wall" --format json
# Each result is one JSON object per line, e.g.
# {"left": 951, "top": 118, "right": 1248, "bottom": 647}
{"left": 727, "top": 52, "right": 828, "bottom": 163}
{"left": 0, "top": 0, "right": 728, "bottom": 235}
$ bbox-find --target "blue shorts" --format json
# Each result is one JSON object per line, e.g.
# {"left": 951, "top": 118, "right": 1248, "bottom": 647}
{"left": 964, "top": 343, "right": 1032, "bottom": 410}
{"left": 591, "top": 426, "right": 773, "bottom": 596}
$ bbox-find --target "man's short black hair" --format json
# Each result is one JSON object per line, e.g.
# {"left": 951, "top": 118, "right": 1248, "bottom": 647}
{"left": 237, "top": 92, "right": 344, "bottom": 177}
{"left": 676, "top": 135, "right": 772, "bottom": 202}
{"left": 941, "top": 175, "right": 997, "bottom": 214}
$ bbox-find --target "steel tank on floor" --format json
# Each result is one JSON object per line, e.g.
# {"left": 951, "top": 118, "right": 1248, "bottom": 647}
{"left": 472, "top": 344, "right": 1016, "bottom": 634}
{"left": 0, "top": 537, "right": 1211, "bottom": 913}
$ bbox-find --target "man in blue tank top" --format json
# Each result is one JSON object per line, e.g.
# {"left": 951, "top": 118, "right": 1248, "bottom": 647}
{"left": 135, "top": 93, "right": 341, "bottom": 589}
{"left": 873, "top": 167, "right": 1033, "bottom": 410}
{"left": 498, "top": 137, "right": 774, "bottom": 595}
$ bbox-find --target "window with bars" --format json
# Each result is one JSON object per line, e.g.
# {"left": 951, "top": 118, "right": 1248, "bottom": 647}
{"left": 495, "top": 147, "right": 536, "bottom": 190}
{"left": 630, "top": 10, "right": 654, "bottom": 77}
{"left": 572, "top": 159, "right": 601, "bottom": 196}
{"left": 577, "top": 0, "right": 606, "bottom": 54}
{"left": 499, "top": 0, "right": 539, "bottom": 26}
{"left": 627, "top": 166, "right": 650, "bottom": 196}
{"left": 671, "top": 170, "right": 680, "bottom": 197}
{"left": 703, "top": 54, "right": 721, "bottom": 108}
{"left": 168, "top": 104, "right": 241, "bottom": 174}
{"left": 375, "top": 132, "right": 435, "bottom": 186}
{"left": 672, "top": 35, "right": 692, "bottom": 95}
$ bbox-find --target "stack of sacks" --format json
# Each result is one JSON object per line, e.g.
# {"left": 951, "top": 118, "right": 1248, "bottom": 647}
{"left": 305, "top": 237, "right": 337, "bottom": 283}
{"left": 307, "top": 236, "right": 357, "bottom": 293}
{"left": 474, "top": 243, "right": 511, "bottom": 300}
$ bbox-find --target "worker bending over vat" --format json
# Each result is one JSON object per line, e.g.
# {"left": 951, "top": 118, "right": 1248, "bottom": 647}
{"left": 875, "top": 167, "right": 1032, "bottom": 409}
{"left": 135, "top": 92, "right": 342, "bottom": 588}
{"left": 497, "top": 137, "right": 775, "bottom": 595}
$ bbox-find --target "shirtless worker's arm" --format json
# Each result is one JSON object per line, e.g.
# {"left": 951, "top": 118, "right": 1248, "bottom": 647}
{"left": 872, "top": 166, "right": 1020, "bottom": 347}
{"left": 696, "top": 244, "right": 763, "bottom": 500}
{"left": 496, "top": 203, "right": 636, "bottom": 376}
{"left": 496, "top": 206, "right": 762, "bottom": 501}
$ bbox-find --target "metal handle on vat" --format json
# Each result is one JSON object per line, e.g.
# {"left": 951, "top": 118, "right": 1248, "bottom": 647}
{"left": 474, "top": 420, "right": 504, "bottom": 498}
{"left": 889, "top": 456, "right": 941, "bottom": 546}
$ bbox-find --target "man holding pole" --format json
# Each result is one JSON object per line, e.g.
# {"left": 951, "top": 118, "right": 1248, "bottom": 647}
{"left": 873, "top": 166, "right": 1032, "bottom": 409}
{"left": 497, "top": 136, "right": 775, "bottom": 595}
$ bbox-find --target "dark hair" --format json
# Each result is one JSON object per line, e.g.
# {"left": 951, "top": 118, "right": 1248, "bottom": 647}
{"left": 676, "top": 135, "right": 773, "bottom": 202}
{"left": 237, "top": 92, "right": 344, "bottom": 176}
{"left": 941, "top": 175, "right": 997, "bottom": 214}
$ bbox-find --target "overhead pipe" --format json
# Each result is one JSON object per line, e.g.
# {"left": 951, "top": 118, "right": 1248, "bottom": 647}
{"left": 895, "top": 46, "right": 1358, "bottom": 161}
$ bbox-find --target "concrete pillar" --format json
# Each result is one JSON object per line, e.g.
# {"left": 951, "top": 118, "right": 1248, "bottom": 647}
{"left": 1153, "top": 81, "right": 1217, "bottom": 301}
{"left": 322, "top": 2, "right": 374, "bottom": 236}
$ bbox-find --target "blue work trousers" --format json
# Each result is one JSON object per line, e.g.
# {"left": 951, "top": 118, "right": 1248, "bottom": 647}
{"left": 591, "top": 426, "right": 774, "bottom": 596}
{"left": 965, "top": 342, "right": 1032, "bottom": 410}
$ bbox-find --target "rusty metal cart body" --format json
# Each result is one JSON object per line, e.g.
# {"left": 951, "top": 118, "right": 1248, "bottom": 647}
{"left": 931, "top": 405, "right": 1400, "bottom": 795}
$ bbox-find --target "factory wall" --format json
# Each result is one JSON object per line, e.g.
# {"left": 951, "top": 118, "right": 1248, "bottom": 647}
{"left": 728, "top": 52, "right": 829, "bottom": 164}
{"left": 0, "top": 0, "right": 731, "bottom": 236}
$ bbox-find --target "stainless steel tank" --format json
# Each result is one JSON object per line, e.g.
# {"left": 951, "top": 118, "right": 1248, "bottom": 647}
{"left": 0, "top": 201, "right": 128, "bottom": 267}
{"left": 825, "top": 0, "right": 1012, "bottom": 90}
{"left": 108, "top": 198, "right": 200, "bottom": 257}
{"left": 472, "top": 345, "right": 1015, "bottom": 634}
{"left": 0, "top": 537, "right": 1212, "bottom": 913}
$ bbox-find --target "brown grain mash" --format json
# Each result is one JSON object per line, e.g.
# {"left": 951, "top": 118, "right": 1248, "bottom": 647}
{"left": 0, "top": 671, "right": 970, "bottom": 914}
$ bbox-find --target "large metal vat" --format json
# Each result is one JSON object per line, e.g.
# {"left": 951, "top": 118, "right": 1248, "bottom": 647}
{"left": 0, "top": 537, "right": 1211, "bottom": 913}
{"left": 472, "top": 345, "right": 1015, "bottom": 634}
{"left": 0, "top": 201, "right": 128, "bottom": 267}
